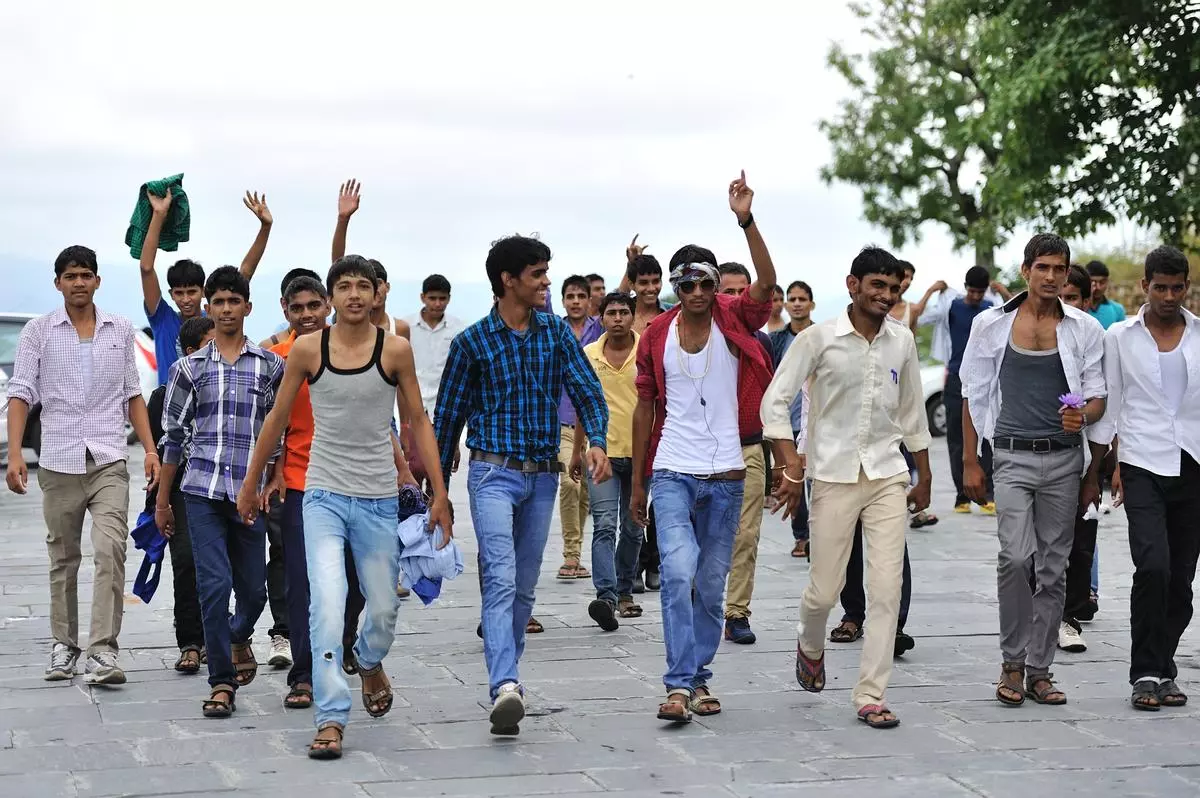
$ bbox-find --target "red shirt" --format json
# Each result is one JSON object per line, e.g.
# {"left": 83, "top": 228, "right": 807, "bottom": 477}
{"left": 635, "top": 292, "right": 774, "bottom": 472}
{"left": 269, "top": 332, "right": 315, "bottom": 492}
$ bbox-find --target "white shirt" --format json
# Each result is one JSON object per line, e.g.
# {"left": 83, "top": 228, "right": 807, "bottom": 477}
{"left": 404, "top": 311, "right": 465, "bottom": 416}
{"left": 917, "top": 287, "right": 1006, "bottom": 363}
{"left": 655, "top": 318, "right": 745, "bottom": 474}
{"left": 1160, "top": 345, "right": 1188, "bottom": 415}
{"left": 761, "top": 310, "right": 930, "bottom": 484}
{"left": 1087, "top": 306, "right": 1200, "bottom": 477}
{"left": 960, "top": 293, "right": 1106, "bottom": 474}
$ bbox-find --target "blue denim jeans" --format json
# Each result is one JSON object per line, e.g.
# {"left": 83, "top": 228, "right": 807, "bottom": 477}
{"left": 302, "top": 489, "right": 401, "bottom": 729}
{"left": 467, "top": 460, "right": 558, "bottom": 699}
{"left": 182, "top": 495, "right": 268, "bottom": 691}
{"left": 650, "top": 470, "right": 744, "bottom": 692}
{"left": 587, "top": 458, "right": 643, "bottom": 604}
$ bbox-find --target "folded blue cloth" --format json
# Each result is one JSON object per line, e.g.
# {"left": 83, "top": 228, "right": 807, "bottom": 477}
{"left": 130, "top": 510, "right": 169, "bottom": 603}
{"left": 397, "top": 510, "right": 463, "bottom": 606}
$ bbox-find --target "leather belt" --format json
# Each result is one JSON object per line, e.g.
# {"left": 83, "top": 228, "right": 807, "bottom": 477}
{"left": 691, "top": 469, "right": 747, "bottom": 481}
{"left": 992, "top": 437, "right": 1080, "bottom": 454}
{"left": 470, "top": 450, "right": 564, "bottom": 473}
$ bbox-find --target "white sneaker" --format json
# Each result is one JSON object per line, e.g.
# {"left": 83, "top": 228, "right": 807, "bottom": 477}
{"left": 489, "top": 682, "right": 525, "bottom": 735}
{"left": 83, "top": 651, "right": 127, "bottom": 685}
{"left": 268, "top": 635, "right": 293, "bottom": 669}
{"left": 44, "top": 642, "right": 79, "bottom": 681}
{"left": 1058, "top": 622, "right": 1087, "bottom": 653}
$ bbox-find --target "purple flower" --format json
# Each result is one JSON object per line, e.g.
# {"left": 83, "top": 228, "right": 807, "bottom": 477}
{"left": 1058, "top": 392, "right": 1085, "bottom": 409}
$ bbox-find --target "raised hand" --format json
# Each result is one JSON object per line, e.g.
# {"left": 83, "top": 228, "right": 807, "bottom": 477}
{"left": 243, "top": 191, "right": 272, "bottom": 225}
{"left": 728, "top": 169, "right": 754, "bottom": 224}
{"left": 338, "top": 179, "right": 361, "bottom": 219}
{"left": 626, "top": 234, "right": 648, "bottom": 263}
{"left": 147, "top": 187, "right": 173, "bottom": 216}
{"left": 931, "top": 280, "right": 949, "bottom": 293}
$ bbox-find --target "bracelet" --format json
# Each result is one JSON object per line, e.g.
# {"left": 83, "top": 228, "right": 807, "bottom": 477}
{"left": 782, "top": 470, "right": 804, "bottom": 484}
{"left": 738, "top": 212, "right": 754, "bottom": 230}
{"left": 145, "top": 451, "right": 160, "bottom": 459}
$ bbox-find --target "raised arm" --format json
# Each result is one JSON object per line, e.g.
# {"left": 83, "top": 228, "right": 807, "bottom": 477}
{"left": 729, "top": 171, "right": 777, "bottom": 304}
{"left": 139, "top": 188, "right": 174, "bottom": 315}
{"left": 617, "top": 234, "right": 648, "bottom": 295}
{"left": 912, "top": 280, "right": 949, "bottom": 329}
{"left": 331, "top": 179, "right": 360, "bottom": 264}
{"left": 238, "top": 191, "right": 274, "bottom": 279}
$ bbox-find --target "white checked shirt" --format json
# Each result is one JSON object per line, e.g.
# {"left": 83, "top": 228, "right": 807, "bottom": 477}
{"left": 404, "top": 311, "right": 464, "bottom": 416}
{"left": 1088, "top": 306, "right": 1200, "bottom": 477}
{"left": 959, "top": 292, "right": 1106, "bottom": 473}
{"left": 7, "top": 306, "right": 141, "bottom": 474}
{"left": 761, "top": 310, "right": 931, "bottom": 483}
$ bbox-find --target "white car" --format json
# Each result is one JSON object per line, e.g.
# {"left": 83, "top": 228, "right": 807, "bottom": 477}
{"left": 921, "top": 364, "right": 947, "bottom": 437}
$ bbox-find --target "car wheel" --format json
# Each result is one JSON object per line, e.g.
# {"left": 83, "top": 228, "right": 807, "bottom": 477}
{"left": 926, "top": 394, "right": 947, "bottom": 437}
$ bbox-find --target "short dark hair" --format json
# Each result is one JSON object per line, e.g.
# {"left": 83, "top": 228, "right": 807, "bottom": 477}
{"left": 898, "top": 260, "right": 916, "bottom": 277}
{"left": 485, "top": 235, "right": 552, "bottom": 297}
{"left": 1145, "top": 246, "right": 1190, "bottom": 281}
{"left": 1023, "top": 233, "right": 1071, "bottom": 269}
{"left": 1084, "top": 259, "right": 1109, "bottom": 278}
{"left": 166, "top": 259, "right": 205, "bottom": 290}
{"left": 284, "top": 275, "right": 328, "bottom": 302}
{"left": 1066, "top": 264, "right": 1093, "bottom": 300}
{"left": 368, "top": 259, "right": 387, "bottom": 283}
{"left": 771, "top": 284, "right": 784, "bottom": 297}
{"left": 718, "top": 262, "right": 752, "bottom": 281}
{"left": 327, "top": 255, "right": 379, "bottom": 294}
{"left": 178, "top": 316, "right": 215, "bottom": 353}
{"left": 670, "top": 245, "right": 717, "bottom": 270}
{"left": 561, "top": 274, "right": 590, "bottom": 298}
{"left": 54, "top": 245, "right": 98, "bottom": 277}
{"left": 599, "top": 291, "right": 636, "bottom": 316}
{"left": 626, "top": 254, "right": 662, "bottom": 281}
{"left": 204, "top": 265, "right": 250, "bottom": 301}
{"left": 787, "top": 280, "right": 813, "bottom": 300}
{"left": 585, "top": 273, "right": 604, "bottom": 285}
{"left": 964, "top": 266, "right": 991, "bottom": 290}
{"left": 850, "top": 246, "right": 904, "bottom": 281}
{"left": 422, "top": 274, "right": 451, "bottom": 294}
{"left": 280, "top": 267, "right": 320, "bottom": 298}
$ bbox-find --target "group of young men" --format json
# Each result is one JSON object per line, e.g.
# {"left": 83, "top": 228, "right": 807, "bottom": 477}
{"left": 5, "top": 168, "right": 1198, "bottom": 755}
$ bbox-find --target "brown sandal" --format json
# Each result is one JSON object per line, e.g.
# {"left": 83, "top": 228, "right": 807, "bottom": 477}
{"left": 689, "top": 686, "right": 721, "bottom": 716}
{"left": 996, "top": 662, "right": 1025, "bottom": 706}
{"left": 174, "top": 646, "right": 202, "bottom": 674}
{"left": 284, "top": 684, "right": 313, "bottom": 709}
{"left": 359, "top": 663, "right": 394, "bottom": 718}
{"left": 618, "top": 598, "right": 643, "bottom": 618}
{"left": 231, "top": 642, "right": 257, "bottom": 687}
{"left": 1025, "top": 672, "right": 1066, "bottom": 705}
{"left": 656, "top": 689, "right": 692, "bottom": 723}
{"left": 202, "top": 685, "right": 236, "bottom": 718}
{"left": 526, "top": 616, "right": 544, "bottom": 634}
{"left": 557, "top": 562, "right": 580, "bottom": 580}
{"left": 830, "top": 620, "right": 863, "bottom": 643}
{"left": 791, "top": 540, "right": 808, "bottom": 558}
{"left": 308, "top": 722, "right": 344, "bottom": 760}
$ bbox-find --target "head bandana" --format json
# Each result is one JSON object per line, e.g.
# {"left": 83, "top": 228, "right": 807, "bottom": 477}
{"left": 669, "top": 261, "right": 719, "bottom": 292}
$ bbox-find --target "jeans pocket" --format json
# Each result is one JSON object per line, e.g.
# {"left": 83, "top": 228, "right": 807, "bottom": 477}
{"left": 304, "top": 489, "right": 328, "bottom": 507}
{"left": 366, "top": 497, "right": 400, "bottom": 519}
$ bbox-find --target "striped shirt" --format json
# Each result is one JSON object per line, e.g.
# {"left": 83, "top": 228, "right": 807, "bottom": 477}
{"left": 433, "top": 306, "right": 608, "bottom": 486}
{"left": 161, "top": 337, "right": 285, "bottom": 500}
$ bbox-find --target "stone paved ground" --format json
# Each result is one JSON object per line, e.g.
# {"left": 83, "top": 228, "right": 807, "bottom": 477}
{"left": 3, "top": 439, "right": 1200, "bottom": 797}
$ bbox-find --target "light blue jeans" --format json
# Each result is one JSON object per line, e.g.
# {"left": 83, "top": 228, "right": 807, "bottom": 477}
{"left": 468, "top": 461, "right": 558, "bottom": 699}
{"left": 302, "top": 489, "right": 401, "bottom": 729}
{"left": 650, "top": 470, "right": 744, "bottom": 692}
{"left": 587, "top": 457, "right": 643, "bottom": 605}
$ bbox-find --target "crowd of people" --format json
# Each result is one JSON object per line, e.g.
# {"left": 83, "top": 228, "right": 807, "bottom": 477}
{"left": 4, "top": 171, "right": 1198, "bottom": 757}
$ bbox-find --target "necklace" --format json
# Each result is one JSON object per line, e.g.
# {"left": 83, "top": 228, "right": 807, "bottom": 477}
{"left": 675, "top": 322, "right": 712, "bottom": 380}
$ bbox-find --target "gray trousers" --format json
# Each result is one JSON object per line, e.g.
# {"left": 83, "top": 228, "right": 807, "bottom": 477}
{"left": 993, "top": 446, "right": 1082, "bottom": 674}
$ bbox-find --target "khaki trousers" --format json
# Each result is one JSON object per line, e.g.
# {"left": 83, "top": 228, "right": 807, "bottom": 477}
{"left": 725, "top": 444, "right": 766, "bottom": 619}
{"left": 798, "top": 468, "right": 908, "bottom": 710}
{"left": 557, "top": 425, "right": 590, "bottom": 562}
{"left": 38, "top": 456, "right": 131, "bottom": 656}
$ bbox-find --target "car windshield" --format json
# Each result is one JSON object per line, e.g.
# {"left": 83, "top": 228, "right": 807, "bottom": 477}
{"left": 0, "top": 319, "right": 25, "bottom": 373}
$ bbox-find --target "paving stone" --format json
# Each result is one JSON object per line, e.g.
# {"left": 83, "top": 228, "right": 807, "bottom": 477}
{"left": 361, "top": 773, "right": 601, "bottom": 797}
{"left": 727, "top": 774, "right": 979, "bottom": 797}
{"left": 73, "top": 763, "right": 233, "bottom": 797}
{"left": 957, "top": 767, "right": 1197, "bottom": 797}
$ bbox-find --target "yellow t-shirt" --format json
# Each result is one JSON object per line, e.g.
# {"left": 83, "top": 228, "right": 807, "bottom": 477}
{"left": 583, "top": 332, "right": 638, "bottom": 459}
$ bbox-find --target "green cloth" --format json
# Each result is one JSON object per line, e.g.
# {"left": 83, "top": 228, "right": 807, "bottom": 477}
{"left": 125, "top": 173, "right": 191, "bottom": 259}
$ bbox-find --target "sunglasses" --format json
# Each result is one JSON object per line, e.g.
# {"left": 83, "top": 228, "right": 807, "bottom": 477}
{"left": 678, "top": 279, "right": 716, "bottom": 295}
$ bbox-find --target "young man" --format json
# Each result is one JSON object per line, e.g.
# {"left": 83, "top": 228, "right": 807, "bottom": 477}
{"left": 146, "top": 316, "right": 216, "bottom": 675}
{"left": 571, "top": 292, "right": 642, "bottom": 630}
{"left": 237, "top": 255, "right": 450, "bottom": 758}
{"left": 261, "top": 268, "right": 325, "bottom": 348}
{"left": 329, "top": 179, "right": 411, "bottom": 340}
{"left": 765, "top": 246, "right": 932, "bottom": 729}
{"left": 435, "top": 235, "right": 610, "bottom": 736}
{"left": 1086, "top": 246, "right": 1199, "bottom": 710}
{"left": 631, "top": 171, "right": 777, "bottom": 722}
{"left": 918, "top": 266, "right": 997, "bottom": 513}
{"left": 139, "top": 188, "right": 273, "bottom": 384}
{"left": 404, "top": 274, "right": 465, "bottom": 418}
{"left": 960, "top": 234, "right": 1106, "bottom": 707}
{"left": 715, "top": 260, "right": 776, "bottom": 645}
{"left": 156, "top": 266, "right": 285, "bottom": 717}
{"left": 586, "top": 273, "right": 607, "bottom": 318}
{"left": 769, "top": 281, "right": 815, "bottom": 558}
{"left": 626, "top": 251, "right": 670, "bottom": 335}
{"left": 556, "top": 275, "right": 604, "bottom": 580}
{"left": 1085, "top": 260, "right": 1127, "bottom": 330}
{"left": 767, "top": 285, "right": 786, "bottom": 332}
{"left": 6, "top": 246, "right": 160, "bottom": 684}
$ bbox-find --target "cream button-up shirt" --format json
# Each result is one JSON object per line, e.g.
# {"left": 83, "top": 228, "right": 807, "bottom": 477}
{"left": 761, "top": 309, "right": 931, "bottom": 484}
{"left": 404, "top": 312, "right": 465, "bottom": 416}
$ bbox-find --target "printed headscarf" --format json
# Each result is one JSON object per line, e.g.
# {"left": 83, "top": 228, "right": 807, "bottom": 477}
{"left": 668, "top": 261, "right": 720, "bottom": 292}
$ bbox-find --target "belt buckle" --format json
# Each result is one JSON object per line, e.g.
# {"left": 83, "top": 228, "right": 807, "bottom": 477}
{"left": 521, "top": 461, "right": 538, "bottom": 474}
{"left": 694, "top": 473, "right": 712, "bottom": 481}
{"left": 1032, "top": 439, "right": 1051, "bottom": 454}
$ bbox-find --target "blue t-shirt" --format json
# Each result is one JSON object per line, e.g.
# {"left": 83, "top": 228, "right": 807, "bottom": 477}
{"left": 1088, "top": 299, "right": 1125, "bottom": 330}
{"left": 947, "top": 297, "right": 993, "bottom": 376}
{"left": 146, "top": 298, "right": 184, "bottom": 385}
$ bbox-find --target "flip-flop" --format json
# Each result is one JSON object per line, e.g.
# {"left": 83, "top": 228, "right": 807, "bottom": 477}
{"left": 795, "top": 645, "right": 826, "bottom": 693}
{"left": 857, "top": 704, "right": 900, "bottom": 729}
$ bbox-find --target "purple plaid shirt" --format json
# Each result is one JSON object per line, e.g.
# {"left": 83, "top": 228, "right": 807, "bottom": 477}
{"left": 558, "top": 315, "right": 604, "bottom": 426}
{"left": 161, "top": 338, "right": 285, "bottom": 501}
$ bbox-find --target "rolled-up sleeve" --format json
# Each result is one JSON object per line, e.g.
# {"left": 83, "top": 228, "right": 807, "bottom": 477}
{"left": 122, "top": 325, "right": 142, "bottom": 401}
{"left": 7, "top": 320, "right": 43, "bottom": 407}
{"left": 161, "top": 359, "right": 196, "bottom": 466}
{"left": 1087, "top": 329, "right": 1121, "bottom": 446}
{"left": 1078, "top": 317, "right": 1108, "bottom": 401}
{"left": 761, "top": 326, "right": 816, "bottom": 441}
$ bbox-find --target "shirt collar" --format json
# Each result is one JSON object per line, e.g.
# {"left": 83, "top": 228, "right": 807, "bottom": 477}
{"left": 834, "top": 306, "right": 895, "bottom": 339}
{"left": 591, "top": 331, "right": 638, "bottom": 367}
{"left": 200, "top": 336, "right": 271, "bottom": 362}
{"left": 1132, "top": 304, "right": 1200, "bottom": 329}
{"left": 415, "top": 311, "right": 447, "bottom": 332}
{"left": 50, "top": 305, "right": 115, "bottom": 327}
{"left": 484, "top": 304, "right": 542, "bottom": 335}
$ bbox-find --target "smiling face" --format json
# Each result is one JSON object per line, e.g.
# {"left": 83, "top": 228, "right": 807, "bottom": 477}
{"left": 169, "top": 285, "right": 204, "bottom": 319}
{"left": 848, "top": 271, "right": 901, "bottom": 321}
{"left": 55, "top": 263, "right": 100, "bottom": 310}
{"left": 504, "top": 261, "right": 551, "bottom": 309}
{"left": 204, "top": 289, "right": 251, "bottom": 335}
{"left": 1021, "top": 254, "right": 1069, "bottom": 302}
{"left": 285, "top": 289, "right": 329, "bottom": 337}
{"left": 633, "top": 273, "right": 662, "bottom": 307}
{"left": 330, "top": 271, "right": 377, "bottom": 324}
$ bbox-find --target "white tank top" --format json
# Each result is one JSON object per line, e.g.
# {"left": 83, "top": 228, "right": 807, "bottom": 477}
{"left": 1160, "top": 343, "right": 1188, "bottom": 415}
{"left": 654, "top": 317, "right": 745, "bottom": 475}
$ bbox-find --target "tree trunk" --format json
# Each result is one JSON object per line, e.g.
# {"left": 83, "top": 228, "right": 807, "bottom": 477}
{"left": 975, "top": 245, "right": 996, "bottom": 276}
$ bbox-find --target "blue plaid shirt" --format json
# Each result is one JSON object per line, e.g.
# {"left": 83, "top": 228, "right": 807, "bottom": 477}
{"left": 434, "top": 306, "right": 608, "bottom": 486}
{"left": 161, "top": 338, "right": 285, "bottom": 501}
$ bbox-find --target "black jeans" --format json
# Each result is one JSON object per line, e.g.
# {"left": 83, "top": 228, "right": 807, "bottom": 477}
{"left": 166, "top": 488, "right": 205, "bottom": 649}
{"left": 280, "top": 491, "right": 312, "bottom": 687}
{"left": 1123, "top": 454, "right": 1200, "bottom": 684}
{"left": 265, "top": 497, "right": 289, "bottom": 639}
{"left": 639, "top": 503, "right": 660, "bottom": 575}
{"left": 1063, "top": 510, "right": 1098, "bottom": 630}
{"left": 837, "top": 521, "right": 912, "bottom": 631}
{"left": 943, "top": 372, "right": 994, "bottom": 505}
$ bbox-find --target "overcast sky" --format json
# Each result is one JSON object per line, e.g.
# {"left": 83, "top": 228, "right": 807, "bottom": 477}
{"left": 0, "top": 1, "right": 1133, "bottom": 338}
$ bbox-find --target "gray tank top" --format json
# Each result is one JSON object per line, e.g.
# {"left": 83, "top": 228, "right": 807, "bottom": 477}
{"left": 994, "top": 335, "right": 1073, "bottom": 442}
{"left": 306, "top": 328, "right": 399, "bottom": 498}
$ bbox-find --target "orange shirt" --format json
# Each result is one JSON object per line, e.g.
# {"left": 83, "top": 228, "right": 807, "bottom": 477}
{"left": 269, "top": 332, "right": 315, "bottom": 492}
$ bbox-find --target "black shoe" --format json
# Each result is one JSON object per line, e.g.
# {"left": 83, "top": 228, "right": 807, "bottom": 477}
{"left": 893, "top": 631, "right": 915, "bottom": 658}
{"left": 588, "top": 599, "right": 619, "bottom": 632}
{"left": 476, "top": 623, "right": 483, "bottom": 639}
{"left": 724, "top": 617, "right": 756, "bottom": 645}
{"left": 645, "top": 571, "right": 661, "bottom": 591}
{"left": 633, "top": 574, "right": 645, "bottom": 594}
{"left": 1076, "top": 593, "right": 1098, "bottom": 622}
